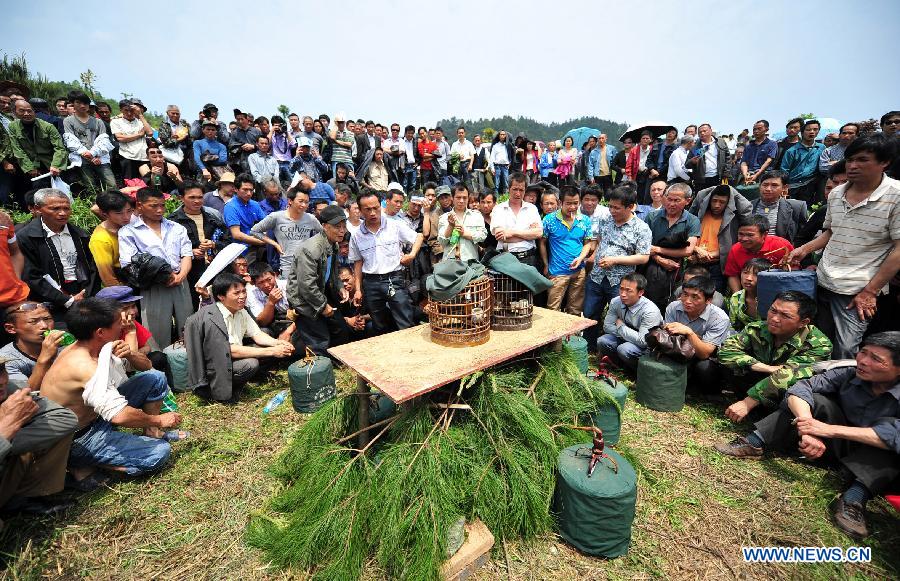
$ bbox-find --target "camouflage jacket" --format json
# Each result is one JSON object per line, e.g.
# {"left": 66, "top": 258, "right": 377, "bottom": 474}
{"left": 718, "top": 321, "right": 832, "bottom": 405}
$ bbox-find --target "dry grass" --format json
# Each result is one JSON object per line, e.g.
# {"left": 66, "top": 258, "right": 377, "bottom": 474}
{"left": 1, "top": 365, "right": 898, "bottom": 580}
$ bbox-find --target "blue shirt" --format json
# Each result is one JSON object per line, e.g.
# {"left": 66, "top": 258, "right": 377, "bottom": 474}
{"left": 260, "top": 197, "right": 287, "bottom": 215}
{"left": 741, "top": 138, "right": 778, "bottom": 173}
{"left": 223, "top": 197, "right": 267, "bottom": 235}
{"left": 591, "top": 215, "right": 653, "bottom": 286}
{"left": 780, "top": 141, "right": 825, "bottom": 186}
{"left": 193, "top": 138, "right": 227, "bottom": 170}
{"left": 118, "top": 217, "right": 193, "bottom": 272}
{"left": 308, "top": 181, "right": 336, "bottom": 204}
{"left": 542, "top": 211, "right": 593, "bottom": 276}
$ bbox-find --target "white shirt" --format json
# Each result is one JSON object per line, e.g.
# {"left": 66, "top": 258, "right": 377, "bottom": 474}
{"left": 587, "top": 204, "right": 612, "bottom": 238}
{"left": 638, "top": 145, "right": 651, "bottom": 172}
{"left": 110, "top": 116, "right": 148, "bottom": 161}
{"left": 402, "top": 137, "right": 417, "bottom": 164}
{"left": 216, "top": 302, "right": 261, "bottom": 346}
{"left": 490, "top": 142, "right": 510, "bottom": 165}
{"left": 667, "top": 147, "right": 691, "bottom": 182}
{"left": 450, "top": 139, "right": 475, "bottom": 162}
{"left": 117, "top": 217, "right": 193, "bottom": 273}
{"left": 490, "top": 201, "right": 542, "bottom": 252}
{"left": 42, "top": 219, "right": 78, "bottom": 281}
{"left": 246, "top": 280, "right": 288, "bottom": 318}
{"left": 348, "top": 215, "right": 419, "bottom": 274}
{"left": 701, "top": 138, "right": 718, "bottom": 177}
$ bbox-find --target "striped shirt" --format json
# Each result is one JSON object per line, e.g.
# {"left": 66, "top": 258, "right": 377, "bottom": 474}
{"left": 818, "top": 175, "right": 900, "bottom": 295}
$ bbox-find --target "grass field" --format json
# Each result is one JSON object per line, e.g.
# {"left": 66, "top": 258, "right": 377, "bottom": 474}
{"left": 1, "top": 365, "right": 898, "bottom": 580}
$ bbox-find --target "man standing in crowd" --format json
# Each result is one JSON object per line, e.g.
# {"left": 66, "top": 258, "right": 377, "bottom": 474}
{"left": 598, "top": 273, "right": 663, "bottom": 370}
{"left": 193, "top": 120, "right": 229, "bottom": 183}
{"left": 328, "top": 114, "right": 355, "bottom": 176}
{"left": 111, "top": 100, "right": 152, "bottom": 180}
{"left": 788, "top": 133, "right": 900, "bottom": 358}
{"left": 583, "top": 185, "right": 651, "bottom": 349}
{"left": 646, "top": 129, "right": 677, "bottom": 191}
{"left": 18, "top": 189, "right": 99, "bottom": 322}
{"left": 740, "top": 120, "right": 778, "bottom": 185}
{"left": 773, "top": 117, "right": 803, "bottom": 169}
{"left": 248, "top": 135, "right": 279, "bottom": 187}
{"left": 223, "top": 174, "right": 274, "bottom": 264}
{"left": 450, "top": 127, "right": 475, "bottom": 185}
{"left": 643, "top": 183, "right": 701, "bottom": 309}
{"left": 667, "top": 136, "right": 694, "bottom": 184}
{"left": 350, "top": 191, "right": 423, "bottom": 333}
{"left": 118, "top": 188, "right": 193, "bottom": 348}
{"left": 90, "top": 191, "right": 134, "bottom": 287}
{"left": 250, "top": 187, "right": 322, "bottom": 281}
{"left": 228, "top": 109, "right": 261, "bottom": 174}
{"left": 819, "top": 123, "right": 860, "bottom": 174}
{"left": 288, "top": 205, "right": 351, "bottom": 355}
{"left": 749, "top": 170, "right": 808, "bottom": 243}
{"left": 539, "top": 185, "right": 594, "bottom": 315}
{"left": 780, "top": 119, "right": 824, "bottom": 204}
{"left": 490, "top": 173, "right": 543, "bottom": 266}
{"left": 7, "top": 99, "right": 67, "bottom": 191}
{"left": 587, "top": 133, "right": 618, "bottom": 197}
{"left": 688, "top": 123, "right": 729, "bottom": 192}
{"left": 62, "top": 93, "right": 115, "bottom": 191}
{"left": 190, "top": 103, "right": 229, "bottom": 144}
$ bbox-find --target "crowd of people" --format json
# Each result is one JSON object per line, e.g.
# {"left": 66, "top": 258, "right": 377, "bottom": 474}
{"left": 0, "top": 86, "right": 898, "bottom": 540}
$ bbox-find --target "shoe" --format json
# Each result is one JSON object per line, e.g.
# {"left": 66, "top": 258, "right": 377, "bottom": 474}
{"left": 714, "top": 436, "right": 763, "bottom": 458}
{"left": 64, "top": 471, "right": 110, "bottom": 493}
{"left": 2, "top": 497, "right": 74, "bottom": 517}
{"left": 830, "top": 497, "right": 869, "bottom": 539}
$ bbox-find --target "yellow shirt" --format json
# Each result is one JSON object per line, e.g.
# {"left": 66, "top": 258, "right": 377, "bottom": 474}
{"left": 698, "top": 215, "right": 722, "bottom": 255}
{"left": 89, "top": 225, "right": 120, "bottom": 284}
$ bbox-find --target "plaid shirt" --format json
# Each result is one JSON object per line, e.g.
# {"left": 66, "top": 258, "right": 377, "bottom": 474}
{"left": 718, "top": 321, "right": 832, "bottom": 405}
{"left": 590, "top": 215, "right": 652, "bottom": 286}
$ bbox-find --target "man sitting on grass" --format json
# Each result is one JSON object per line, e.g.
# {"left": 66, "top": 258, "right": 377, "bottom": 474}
{"left": 716, "top": 331, "right": 900, "bottom": 540}
{"left": 40, "top": 298, "right": 183, "bottom": 483}
{"left": 717, "top": 291, "right": 832, "bottom": 421}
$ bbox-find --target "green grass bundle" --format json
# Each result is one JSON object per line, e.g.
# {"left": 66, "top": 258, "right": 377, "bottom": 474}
{"left": 248, "top": 348, "right": 617, "bottom": 580}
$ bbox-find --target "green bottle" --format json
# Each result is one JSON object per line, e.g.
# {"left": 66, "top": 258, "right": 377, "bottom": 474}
{"left": 449, "top": 228, "right": 460, "bottom": 246}
{"left": 44, "top": 330, "right": 77, "bottom": 346}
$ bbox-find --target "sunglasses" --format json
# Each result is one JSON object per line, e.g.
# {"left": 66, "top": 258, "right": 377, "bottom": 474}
{"left": 5, "top": 302, "right": 51, "bottom": 316}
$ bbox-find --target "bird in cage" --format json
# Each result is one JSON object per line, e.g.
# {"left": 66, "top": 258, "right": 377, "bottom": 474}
{"left": 471, "top": 306, "right": 486, "bottom": 325}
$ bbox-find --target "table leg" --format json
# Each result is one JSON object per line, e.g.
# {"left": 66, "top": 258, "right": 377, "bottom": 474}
{"left": 357, "top": 374, "right": 371, "bottom": 450}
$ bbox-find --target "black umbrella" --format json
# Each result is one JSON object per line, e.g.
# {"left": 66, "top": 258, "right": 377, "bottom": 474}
{"left": 619, "top": 121, "right": 677, "bottom": 143}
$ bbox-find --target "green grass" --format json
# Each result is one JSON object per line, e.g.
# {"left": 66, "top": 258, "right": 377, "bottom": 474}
{"left": 0, "top": 364, "right": 897, "bottom": 580}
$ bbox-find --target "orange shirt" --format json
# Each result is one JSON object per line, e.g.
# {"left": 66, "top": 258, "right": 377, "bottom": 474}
{"left": 0, "top": 227, "right": 31, "bottom": 308}
{"left": 698, "top": 215, "right": 722, "bottom": 255}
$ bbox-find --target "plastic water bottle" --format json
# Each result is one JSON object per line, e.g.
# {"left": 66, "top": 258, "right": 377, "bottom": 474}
{"left": 44, "top": 330, "right": 76, "bottom": 346}
{"left": 263, "top": 389, "right": 288, "bottom": 414}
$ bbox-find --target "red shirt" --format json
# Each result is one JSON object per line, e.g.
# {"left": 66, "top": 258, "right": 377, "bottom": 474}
{"left": 120, "top": 321, "right": 153, "bottom": 349}
{"left": 418, "top": 141, "right": 437, "bottom": 171}
{"left": 0, "top": 227, "right": 30, "bottom": 308}
{"left": 724, "top": 235, "right": 794, "bottom": 276}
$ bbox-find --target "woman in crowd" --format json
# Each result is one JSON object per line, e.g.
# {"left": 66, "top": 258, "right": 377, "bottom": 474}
{"left": 554, "top": 136, "right": 578, "bottom": 186}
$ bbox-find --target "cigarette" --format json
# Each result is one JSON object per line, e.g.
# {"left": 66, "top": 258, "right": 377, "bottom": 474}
{"left": 791, "top": 417, "right": 798, "bottom": 425}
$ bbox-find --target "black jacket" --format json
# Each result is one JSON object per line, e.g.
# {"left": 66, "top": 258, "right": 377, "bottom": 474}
{"left": 647, "top": 141, "right": 677, "bottom": 179}
{"left": 354, "top": 133, "right": 381, "bottom": 168}
{"left": 750, "top": 198, "right": 808, "bottom": 244}
{"left": 168, "top": 206, "right": 230, "bottom": 283}
{"left": 16, "top": 218, "right": 99, "bottom": 308}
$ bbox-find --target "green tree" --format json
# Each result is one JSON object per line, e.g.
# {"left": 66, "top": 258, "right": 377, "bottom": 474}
{"left": 481, "top": 127, "right": 495, "bottom": 142}
{"left": 79, "top": 69, "right": 97, "bottom": 98}
{"left": 277, "top": 104, "right": 290, "bottom": 119}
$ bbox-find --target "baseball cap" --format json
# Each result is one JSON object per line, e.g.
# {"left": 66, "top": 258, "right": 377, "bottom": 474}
{"left": 335, "top": 112, "right": 346, "bottom": 122}
{"left": 319, "top": 205, "right": 347, "bottom": 226}
{"left": 131, "top": 98, "right": 147, "bottom": 112}
{"left": 203, "top": 103, "right": 218, "bottom": 111}
{"left": 435, "top": 185, "right": 452, "bottom": 197}
{"left": 297, "top": 136, "right": 312, "bottom": 148}
{"left": 387, "top": 182, "right": 404, "bottom": 194}
{"left": 202, "top": 119, "right": 218, "bottom": 128}
{"left": 96, "top": 286, "right": 143, "bottom": 304}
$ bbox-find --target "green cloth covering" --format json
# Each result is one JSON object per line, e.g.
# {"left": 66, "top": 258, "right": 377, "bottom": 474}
{"left": 426, "top": 259, "right": 486, "bottom": 302}
{"left": 635, "top": 355, "right": 687, "bottom": 412}
{"left": 553, "top": 445, "right": 636, "bottom": 558}
{"left": 485, "top": 251, "right": 552, "bottom": 293}
{"left": 564, "top": 336, "right": 589, "bottom": 374}
{"left": 289, "top": 357, "right": 336, "bottom": 413}
{"left": 587, "top": 378, "right": 627, "bottom": 445}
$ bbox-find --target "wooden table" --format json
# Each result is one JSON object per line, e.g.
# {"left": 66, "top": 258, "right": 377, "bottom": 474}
{"left": 328, "top": 307, "right": 596, "bottom": 447}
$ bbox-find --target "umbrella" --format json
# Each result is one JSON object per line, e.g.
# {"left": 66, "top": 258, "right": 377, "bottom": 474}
{"left": 618, "top": 122, "right": 676, "bottom": 144}
{"left": 562, "top": 127, "right": 601, "bottom": 149}
{"left": 771, "top": 117, "right": 842, "bottom": 141}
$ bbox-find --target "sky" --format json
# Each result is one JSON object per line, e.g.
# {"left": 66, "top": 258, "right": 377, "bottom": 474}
{"left": 3, "top": 0, "right": 899, "bottom": 137}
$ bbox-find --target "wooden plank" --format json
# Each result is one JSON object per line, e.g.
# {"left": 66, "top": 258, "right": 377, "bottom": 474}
{"left": 328, "top": 307, "right": 595, "bottom": 404}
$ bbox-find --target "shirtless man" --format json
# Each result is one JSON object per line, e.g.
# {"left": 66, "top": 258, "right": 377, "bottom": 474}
{"left": 40, "top": 298, "right": 182, "bottom": 479}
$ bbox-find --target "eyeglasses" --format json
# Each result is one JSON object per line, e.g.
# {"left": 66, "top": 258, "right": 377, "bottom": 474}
{"left": 5, "top": 302, "right": 50, "bottom": 316}
{"left": 885, "top": 119, "right": 900, "bottom": 126}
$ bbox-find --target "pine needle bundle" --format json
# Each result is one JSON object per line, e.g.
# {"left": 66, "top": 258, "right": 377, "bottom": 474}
{"left": 248, "top": 348, "right": 619, "bottom": 579}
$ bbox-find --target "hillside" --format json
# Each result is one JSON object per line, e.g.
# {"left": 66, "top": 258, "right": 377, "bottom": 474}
{"left": 434, "top": 115, "right": 629, "bottom": 144}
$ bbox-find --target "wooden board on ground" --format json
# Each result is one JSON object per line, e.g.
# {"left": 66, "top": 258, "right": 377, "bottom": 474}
{"left": 328, "top": 307, "right": 595, "bottom": 403}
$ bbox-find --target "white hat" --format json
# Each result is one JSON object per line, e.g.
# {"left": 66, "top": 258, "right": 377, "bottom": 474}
{"left": 387, "top": 182, "right": 405, "bottom": 193}
{"left": 335, "top": 112, "right": 347, "bottom": 122}
{"left": 298, "top": 136, "right": 312, "bottom": 148}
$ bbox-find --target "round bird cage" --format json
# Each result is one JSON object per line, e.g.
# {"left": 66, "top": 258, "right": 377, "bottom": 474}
{"left": 427, "top": 276, "right": 493, "bottom": 347}
{"left": 489, "top": 270, "right": 533, "bottom": 330}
